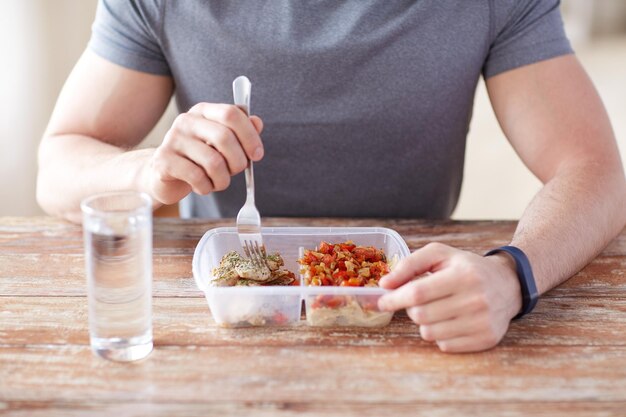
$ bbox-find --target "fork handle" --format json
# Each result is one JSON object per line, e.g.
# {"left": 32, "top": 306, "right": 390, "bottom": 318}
{"left": 233, "top": 76, "right": 255, "bottom": 204}
{"left": 244, "top": 162, "right": 255, "bottom": 203}
{"left": 233, "top": 76, "right": 251, "bottom": 116}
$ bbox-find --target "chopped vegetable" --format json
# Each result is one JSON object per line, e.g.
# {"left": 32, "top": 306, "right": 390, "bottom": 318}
{"left": 298, "top": 241, "right": 390, "bottom": 287}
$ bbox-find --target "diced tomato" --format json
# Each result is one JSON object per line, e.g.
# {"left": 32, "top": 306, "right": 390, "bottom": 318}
{"left": 319, "top": 241, "right": 333, "bottom": 254}
{"left": 305, "top": 252, "right": 318, "bottom": 264}
{"left": 312, "top": 294, "right": 346, "bottom": 309}
{"left": 340, "top": 243, "right": 356, "bottom": 251}
{"left": 272, "top": 312, "right": 288, "bottom": 325}
{"left": 323, "top": 295, "right": 346, "bottom": 308}
{"left": 346, "top": 277, "right": 362, "bottom": 287}
{"left": 332, "top": 270, "right": 348, "bottom": 280}
{"left": 300, "top": 241, "right": 388, "bottom": 288}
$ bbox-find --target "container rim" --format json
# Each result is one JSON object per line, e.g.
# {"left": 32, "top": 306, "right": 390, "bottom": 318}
{"left": 80, "top": 191, "right": 152, "bottom": 218}
{"left": 192, "top": 226, "right": 410, "bottom": 294}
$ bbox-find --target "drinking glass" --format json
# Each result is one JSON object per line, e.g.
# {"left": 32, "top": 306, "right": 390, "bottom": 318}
{"left": 81, "top": 191, "right": 153, "bottom": 361}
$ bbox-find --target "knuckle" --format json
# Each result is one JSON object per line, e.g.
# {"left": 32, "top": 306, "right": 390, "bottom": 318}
{"left": 188, "top": 167, "right": 205, "bottom": 183}
{"left": 189, "top": 102, "right": 206, "bottom": 112}
{"left": 410, "top": 285, "right": 423, "bottom": 305}
{"left": 213, "top": 173, "right": 231, "bottom": 192}
{"left": 231, "top": 157, "right": 248, "bottom": 174}
{"left": 197, "top": 181, "right": 212, "bottom": 195}
{"left": 412, "top": 283, "right": 428, "bottom": 305}
{"left": 469, "top": 294, "right": 489, "bottom": 311}
{"left": 221, "top": 105, "right": 242, "bottom": 124}
{"left": 206, "top": 152, "right": 226, "bottom": 173}
{"left": 460, "top": 264, "right": 481, "bottom": 286}
{"left": 424, "top": 242, "right": 445, "bottom": 252}
{"left": 202, "top": 149, "right": 226, "bottom": 173}
{"left": 167, "top": 115, "right": 192, "bottom": 142}
{"left": 211, "top": 127, "right": 233, "bottom": 147}
{"left": 172, "top": 113, "right": 189, "bottom": 131}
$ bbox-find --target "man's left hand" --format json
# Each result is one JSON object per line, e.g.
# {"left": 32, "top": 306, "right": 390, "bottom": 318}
{"left": 378, "top": 242, "right": 523, "bottom": 353}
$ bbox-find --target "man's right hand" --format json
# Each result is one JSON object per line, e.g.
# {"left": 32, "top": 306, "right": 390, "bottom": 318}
{"left": 145, "top": 103, "right": 264, "bottom": 205}
{"left": 38, "top": 52, "right": 267, "bottom": 221}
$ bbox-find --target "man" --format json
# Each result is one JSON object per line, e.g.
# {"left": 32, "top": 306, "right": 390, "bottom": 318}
{"left": 37, "top": 1, "right": 626, "bottom": 352}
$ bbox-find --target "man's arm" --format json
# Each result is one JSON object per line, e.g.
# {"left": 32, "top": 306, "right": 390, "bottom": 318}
{"left": 37, "top": 50, "right": 173, "bottom": 222}
{"left": 487, "top": 54, "right": 626, "bottom": 292}
{"left": 378, "top": 55, "right": 626, "bottom": 353}
{"left": 38, "top": 50, "right": 264, "bottom": 223}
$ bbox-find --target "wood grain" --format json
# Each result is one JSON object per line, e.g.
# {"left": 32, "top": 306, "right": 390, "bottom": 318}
{"left": 1, "top": 345, "right": 625, "bottom": 403}
{"left": 1, "top": 217, "right": 625, "bottom": 417}
{"left": 1, "top": 296, "right": 625, "bottom": 347}
{"left": 1, "top": 401, "right": 625, "bottom": 417}
{"left": 1, "top": 217, "right": 624, "bottom": 298}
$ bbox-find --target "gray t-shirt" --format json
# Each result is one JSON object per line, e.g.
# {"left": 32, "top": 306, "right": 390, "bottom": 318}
{"left": 89, "top": 0, "right": 572, "bottom": 219}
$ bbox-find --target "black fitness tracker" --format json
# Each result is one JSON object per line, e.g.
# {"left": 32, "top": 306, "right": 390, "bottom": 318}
{"left": 485, "top": 245, "right": 538, "bottom": 319}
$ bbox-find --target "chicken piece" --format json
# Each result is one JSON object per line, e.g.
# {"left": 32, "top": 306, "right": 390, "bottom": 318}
{"left": 211, "top": 251, "right": 244, "bottom": 286}
{"left": 235, "top": 279, "right": 262, "bottom": 287}
{"left": 234, "top": 259, "right": 272, "bottom": 282}
{"left": 265, "top": 253, "right": 284, "bottom": 271}
{"left": 212, "top": 250, "right": 294, "bottom": 286}
{"left": 265, "top": 270, "right": 296, "bottom": 286}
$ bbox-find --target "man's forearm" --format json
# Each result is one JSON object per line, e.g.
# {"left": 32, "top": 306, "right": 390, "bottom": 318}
{"left": 510, "top": 162, "right": 626, "bottom": 295}
{"left": 37, "top": 135, "right": 155, "bottom": 223}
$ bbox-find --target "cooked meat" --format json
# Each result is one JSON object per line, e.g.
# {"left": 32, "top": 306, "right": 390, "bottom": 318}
{"left": 211, "top": 249, "right": 297, "bottom": 287}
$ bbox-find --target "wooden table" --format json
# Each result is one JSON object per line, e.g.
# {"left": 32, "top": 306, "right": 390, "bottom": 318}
{"left": 1, "top": 217, "right": 625, "bottom": 416}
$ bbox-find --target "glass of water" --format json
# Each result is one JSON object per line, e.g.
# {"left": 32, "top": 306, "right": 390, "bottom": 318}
{"left": 81, "top": 191, "right": 153, "bottom": 362}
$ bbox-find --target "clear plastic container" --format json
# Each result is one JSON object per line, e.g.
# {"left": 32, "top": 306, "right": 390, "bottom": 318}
{"left": 192, "top": 227, "right": 411, "bottom": 327}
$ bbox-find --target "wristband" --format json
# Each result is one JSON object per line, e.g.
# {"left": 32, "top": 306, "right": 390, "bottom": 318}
{"left": 484, "top": 245, "right": 538, "bottom": 319}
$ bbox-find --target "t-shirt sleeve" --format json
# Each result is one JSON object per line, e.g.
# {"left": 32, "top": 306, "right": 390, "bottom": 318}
{"left": 483, "top": 0, "right": 573, "bottom": 79}
{"left": 88, "top": 0, "right": 170, "bottom": 75}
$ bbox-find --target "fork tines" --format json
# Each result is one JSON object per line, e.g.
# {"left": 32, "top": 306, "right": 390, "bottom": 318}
{"left": 242, "top": 240, "right": 267, "bottom": 268}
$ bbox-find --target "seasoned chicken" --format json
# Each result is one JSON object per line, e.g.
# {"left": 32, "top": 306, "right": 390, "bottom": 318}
{"left": 234, "top": 259, "right": 271, "bottom": 282}
{"left": 211, "top": 250, "right": 297, "bottom": 287}
{"left": 212, "top": 251, "right": 243, "bottom": 287}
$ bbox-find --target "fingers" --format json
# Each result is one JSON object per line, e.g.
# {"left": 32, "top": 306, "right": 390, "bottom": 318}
{"left": 436, "top": 333, "right": 501, "bottom": 353}
{"left": 170, "top": 138, "right": 231, "bottom": 191}
{"left": 172, "top": 115, "right": 248, "bottom": 176}
{"left": 417, "top": 312, "right": 489, "bottom": 343}
{"left": 379, "top": 242, "right": 452, "bottom": 289}
{"left": 378, "top": 268, "right": 459, "bottom": 312}
{"left": 150, "top": 102, "right": 264, "bottom": 205}
{"left": 152, "top": 148, "right": 213, "bottom": 196}
{"left": 405, "top": 293, "right": 487, "bottom": 325}
{"left": 189, "top": 103, "right": 264, "bottom": 161}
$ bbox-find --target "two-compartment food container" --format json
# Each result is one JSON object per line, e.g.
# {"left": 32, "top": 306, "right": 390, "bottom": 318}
{"left": 192, "top": 227, "right": 411, "bottom": 327}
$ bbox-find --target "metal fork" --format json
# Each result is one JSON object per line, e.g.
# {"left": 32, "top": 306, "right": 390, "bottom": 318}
{"left": 233, "top": 75, "right": 265, "bottom": 268}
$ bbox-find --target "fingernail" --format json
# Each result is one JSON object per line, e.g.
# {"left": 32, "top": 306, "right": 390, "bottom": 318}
{"left": 252, "top": 147, "right": 264, "bottom": 161}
